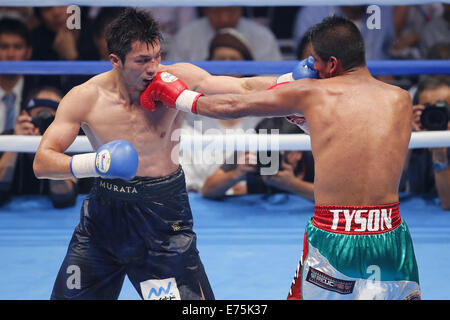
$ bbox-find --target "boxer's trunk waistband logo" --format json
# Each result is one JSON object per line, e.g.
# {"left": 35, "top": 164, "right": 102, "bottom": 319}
{"left": 99, "top": 180, "right": 138, "bottom": 194}
{"left": 306, "top": 267, "right": 355, "bottom": 294}
{"left": 330, "top": 208, "right": 393, "bottom": 232}
{"left": 313, "top": 204, "right": 401, "bottom": 234}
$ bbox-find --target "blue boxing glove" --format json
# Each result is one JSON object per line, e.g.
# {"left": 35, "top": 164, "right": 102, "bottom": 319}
{"left": 70, "top": 140, "right": 138, "bottom": 180}
{"left": 277, "top": 56, "right": 319, "bottom": 83}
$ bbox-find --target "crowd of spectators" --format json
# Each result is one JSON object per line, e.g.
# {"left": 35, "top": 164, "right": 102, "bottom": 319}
{"left": 0, "top": 5, "right": 448, "bottom": 209}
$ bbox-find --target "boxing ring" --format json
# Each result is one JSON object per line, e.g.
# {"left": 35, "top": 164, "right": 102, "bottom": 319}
{"left": 1, "top": 192, "right": 450, "bottom": 300}
{"left": 1, "top": 0, "right": 450, "bottom": 301}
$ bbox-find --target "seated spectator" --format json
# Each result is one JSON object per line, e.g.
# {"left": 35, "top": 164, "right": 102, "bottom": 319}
{"left": 180, "top": 115, "right": 261, "bottom": 193}
{"left": 400, "top": 76, "right": 450, "bottom": 210}
{"left": 30, "top": 6, "right": 94, "bottom": 92}
{"left": 31, "top": 6, "right": 81, "bottom": 61}
{"left": 167, "top": 6, "right": 282, "bottom": 61}
{"left": 201, "top": 117, "right": 315, "bottom": 200}
{"left": 390, "top": 4, "right": 442, "bottom": 59}
{"left": 293, "top": 5, "right": 395, "bottom": 60}
{"left": 0, "top": 86, "right": 78, "bottom": 208}
{"left": 419, "top": 4, "right": 450, "bottom": 58}
{"left": 408, "top": 42, "right": 450, "bottom": 100}
{"left": 208, "top": 28, "right": 253, "bottom": 61}
{"left": 141, "top": 7, "right": 198, "bottom": 59}
{"left": 0, "top": 17, "right": 36, "bottom": 133}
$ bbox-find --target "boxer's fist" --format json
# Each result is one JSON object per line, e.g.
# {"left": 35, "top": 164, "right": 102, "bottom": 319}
{"left": 293, "top": 56, "right": 319, "bottom": 80}
{"left": 140, "top": 72, "right": 203, "bottom": 114}
{"left": 95, "top": 140, "right": 138, "bottom": 180}
{"left": 277, "top": 56, "right": 319, "bottom": 83}
{"left": 70, "top": 140, "right": 139, "bottom": 180}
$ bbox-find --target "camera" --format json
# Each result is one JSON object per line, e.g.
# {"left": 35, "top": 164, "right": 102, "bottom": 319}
{"left": 256, "top": 150, "right": 284, "bottom": 171}
{"left": 31, "top": 110, "right": 55, "bottom": 134}
{"left": 420, "top": 100, "right": 450, "bottom": 131}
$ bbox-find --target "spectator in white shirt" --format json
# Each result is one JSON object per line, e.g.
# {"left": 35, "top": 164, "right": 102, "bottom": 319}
{"left": 167, "top": 6, "right": 282, "bottom": 61}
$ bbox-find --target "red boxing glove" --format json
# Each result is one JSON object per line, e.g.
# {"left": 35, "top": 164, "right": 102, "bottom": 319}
{"left": 140, "top": 72, "right": 203, "bottom": 114}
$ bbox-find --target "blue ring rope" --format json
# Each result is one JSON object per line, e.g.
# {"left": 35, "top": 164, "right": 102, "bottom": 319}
{"left": 0, "top": 60, "right": 449, "bottom": 76}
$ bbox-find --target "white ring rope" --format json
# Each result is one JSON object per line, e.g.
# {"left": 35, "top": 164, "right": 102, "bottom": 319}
{"left": 1, "top": 1, "right": 447, "bottom": 7}
{"left": 1, "top": 131, "right": 450, "bottom": 153}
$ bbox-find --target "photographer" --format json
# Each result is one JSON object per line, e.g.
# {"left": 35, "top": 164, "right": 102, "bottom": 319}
{"left": 201, "top": 118, "right": 315, "bottom": 200}
{"left": 401, "top": 76, "right": 450, "bottom": 210}
{"left": 0, "top": 86, "right": 77, "bottom": 208}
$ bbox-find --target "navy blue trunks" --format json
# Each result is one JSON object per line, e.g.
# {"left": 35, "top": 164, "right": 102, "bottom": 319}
{"left": 51, "top": 166, "right": 214, "bottom": 300}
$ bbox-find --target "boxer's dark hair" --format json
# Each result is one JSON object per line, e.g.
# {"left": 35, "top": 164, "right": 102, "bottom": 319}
{"left": 106, "top": 7, "right": 162, "bottom": 63}
{"left": 309, "top": 16, "right": 366, "bottom": 71}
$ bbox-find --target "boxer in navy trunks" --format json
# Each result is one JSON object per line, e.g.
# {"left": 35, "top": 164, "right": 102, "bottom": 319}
{"left": 34, "top": 8, "right": 282, "bottom": 300}
{"left": 51, "top": 167, "right": 213, "bottom": 300}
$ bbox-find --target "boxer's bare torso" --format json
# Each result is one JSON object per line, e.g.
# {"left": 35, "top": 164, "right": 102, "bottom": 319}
{"left": 305, "top": 71, "right": 412, "bottom": 205}
{"left": 33, "top": 39, "right": 275, "bottom": 179}
{"left": 76, "top": 70, "right": 184, "bottom": 178}
{"left": 196, "top": 67, "right": 413, "bottom": 206}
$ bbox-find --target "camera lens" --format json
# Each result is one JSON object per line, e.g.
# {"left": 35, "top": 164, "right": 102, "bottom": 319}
{"left": 420, "top": 106, "right": 448, "bottom": 131}
{"left": 31, "top": 111, "right": 55, "bottom": 134}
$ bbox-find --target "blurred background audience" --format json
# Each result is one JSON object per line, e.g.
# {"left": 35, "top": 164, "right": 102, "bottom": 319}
{"left": 167, "top": 6, "right": 283, "bottom": 61}
{"left": 0, "top": 86, "right": 78, "bottom": 208}
{"left": 0, "top": 4, "right": 448, "bottom": 208}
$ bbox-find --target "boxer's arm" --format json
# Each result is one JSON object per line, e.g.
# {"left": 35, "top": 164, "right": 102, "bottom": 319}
{"left": 164, "top": 62, "right": 276, "bottom": 95}
{"left": 197, "top": 74, "right": 276, "bottom": 95}
{"left": 34, "top": 86, "right": 89, "bottom": 180}
{"left": 191, "top": 56, "right": 317, "bottom": 94}
{"left": 196, "top": 78, "right": 319, "bottom": 119}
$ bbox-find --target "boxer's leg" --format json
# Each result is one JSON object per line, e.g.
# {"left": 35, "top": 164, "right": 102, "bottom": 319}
{"left": 51, "top": 197, "right": 126, "bottom": 300}
{"left": 50, "top": 228, "right": 126, "bottom": 300}
{"left": 126, "top": 251, "right": 214, "bottom": 300}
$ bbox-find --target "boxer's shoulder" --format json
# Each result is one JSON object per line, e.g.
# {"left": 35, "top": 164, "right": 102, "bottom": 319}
{"left": 57, "top": 77, "right": 103, "bottom": 121}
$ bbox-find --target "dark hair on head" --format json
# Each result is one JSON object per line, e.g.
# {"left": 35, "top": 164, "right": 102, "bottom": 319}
{"left": 105, "top": 7, "right": 163, "bottom": 63}
{"left": 309, "top": 16, "right": 366, "bottom": 71}
{"left": 296, "top": 27, "right": 313, "bottom": 60}
{"left": 208, "top": 28, "right": 253, "bottom": 60}
{"left": 0, "top": 17, "right": 31, "bottom": 46}
{"left": 413, "top": 75, "right": 450, "bottom": 105}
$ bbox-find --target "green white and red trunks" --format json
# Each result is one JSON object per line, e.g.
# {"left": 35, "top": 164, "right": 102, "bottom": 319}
{"left": 287, "top": 203, "right": 421, "bottom": 300}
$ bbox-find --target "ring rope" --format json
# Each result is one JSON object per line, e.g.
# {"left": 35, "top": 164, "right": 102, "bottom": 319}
{"left": 2, "top": 131, "right": 450, "bottom": 153}
{"left": 1, "top": 1, "right": 447, "bottom": 7}
{"left": 1, "top": 60, "right": 449, "bottom": 76}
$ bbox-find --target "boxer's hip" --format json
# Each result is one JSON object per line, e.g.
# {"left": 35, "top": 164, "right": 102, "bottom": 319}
{"left": 297, "top": 203, "right": 420, "bottom": 299}
{"left": 312, "top": 202, "right": 402, "bottom": 234}
{"left": 93, "top": 165, "right": 186, "bottom": 201}
{"left": 78, "top": 166, "right": 197, "bottom": 259}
